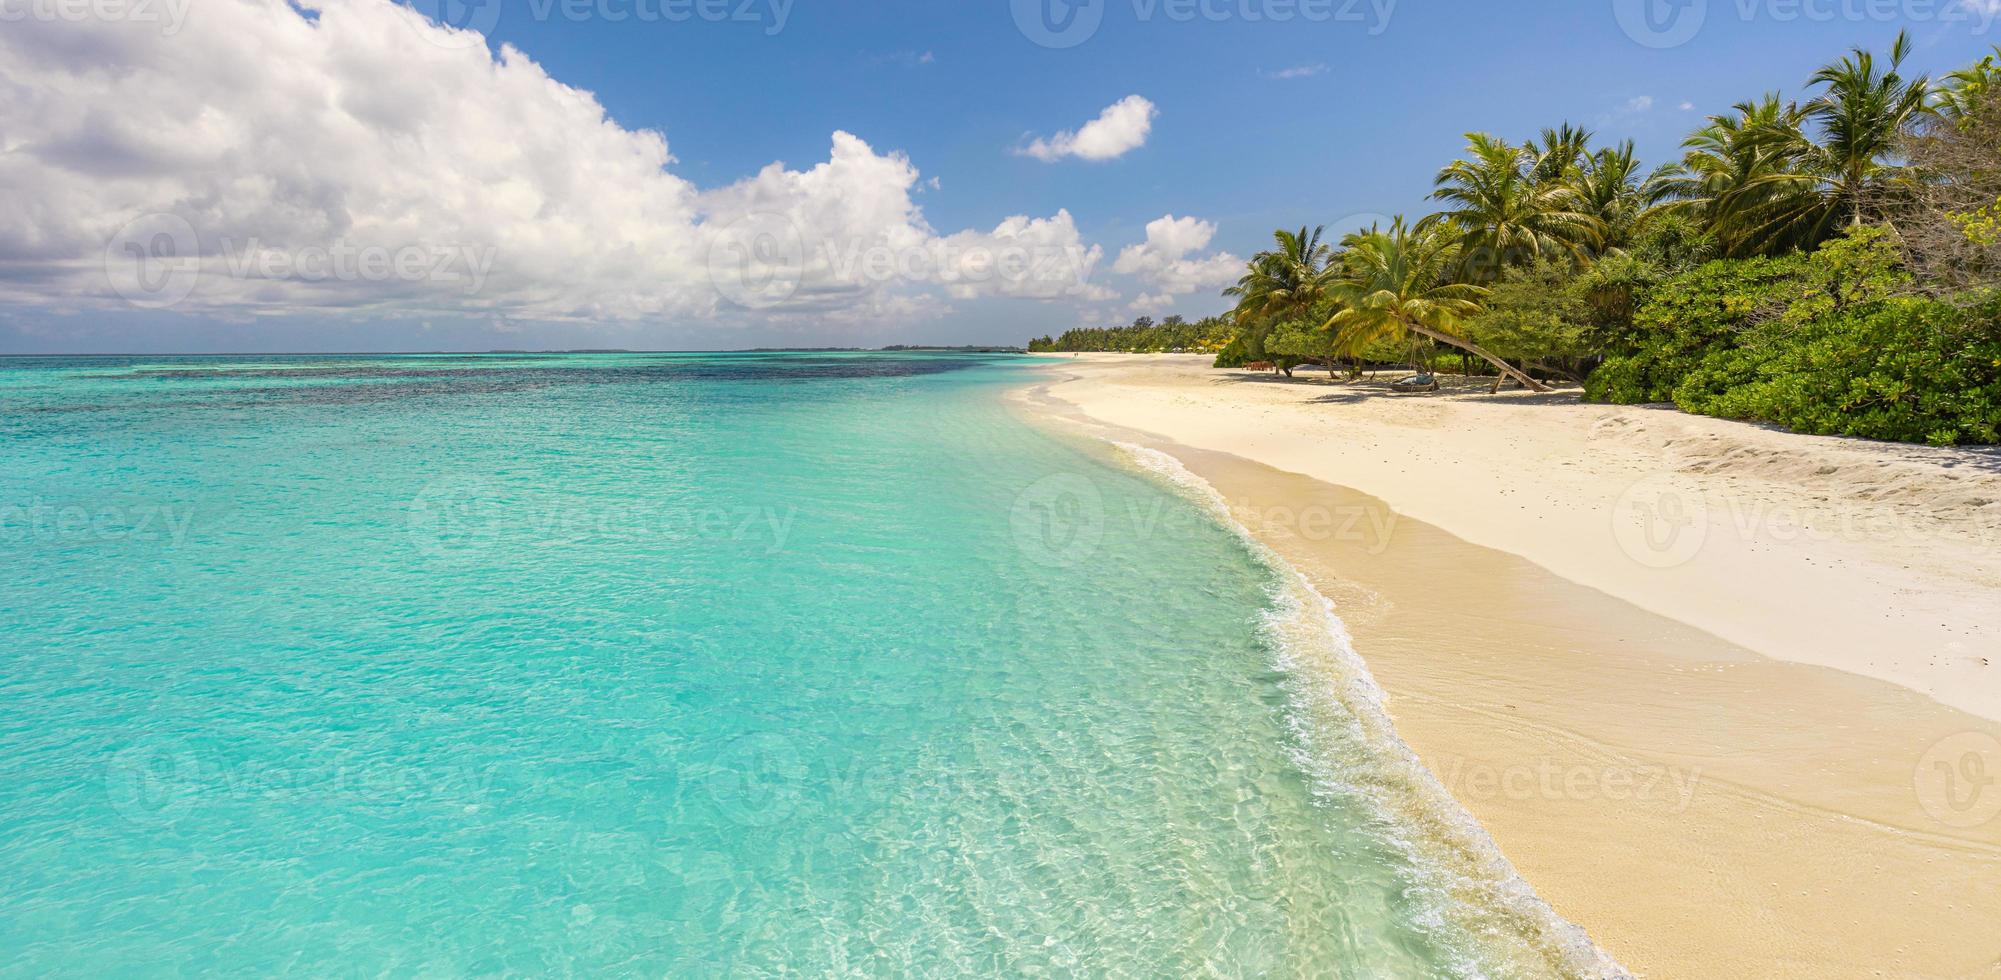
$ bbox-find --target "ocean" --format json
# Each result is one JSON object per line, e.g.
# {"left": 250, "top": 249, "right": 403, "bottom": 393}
{"left": 0, "top": 352, "right": 1602, "bottom": 976}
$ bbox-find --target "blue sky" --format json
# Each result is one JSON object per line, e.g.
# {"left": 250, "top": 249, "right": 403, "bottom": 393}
{"left": 4, "top": 0, "right": 2000, "bottom": 352}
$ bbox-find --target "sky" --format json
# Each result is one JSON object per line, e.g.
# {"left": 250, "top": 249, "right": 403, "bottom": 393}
{"left": 4, "top": 0, "right": 2001, "bottom": 353}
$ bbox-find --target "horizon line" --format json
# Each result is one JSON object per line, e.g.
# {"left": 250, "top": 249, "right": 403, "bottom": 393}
{"left": 0, "top": 345, "right": 1033, "bottom": 358}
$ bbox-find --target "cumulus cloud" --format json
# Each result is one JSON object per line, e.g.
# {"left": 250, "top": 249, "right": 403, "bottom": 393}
{"left": 1015, "top": 95, "right": 1156, "bottom": 163}
{"left": 1111, "top": 215, "right": 1240, "bottom": 308}
{"left": 0, "top": 0, "right": 1104, "bottom": 323}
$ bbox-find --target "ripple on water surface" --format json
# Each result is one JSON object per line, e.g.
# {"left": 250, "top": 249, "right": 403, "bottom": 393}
{"left": 0, "top": 353, "right": 1614, "bottom": 976}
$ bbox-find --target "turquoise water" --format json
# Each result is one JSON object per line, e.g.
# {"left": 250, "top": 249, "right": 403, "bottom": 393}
{"left": 0, "top": 353, "right": 1596, "bottom": 976}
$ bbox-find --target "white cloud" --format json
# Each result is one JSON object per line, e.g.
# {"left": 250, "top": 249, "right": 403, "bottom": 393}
{"left": 1262, "top": 63, "right": 1327, "bottom": 80}
{"left": 1679, "top": 101, "right": 1697, "bottom": 111}
{"left": 1597, "top": 95, "right": 1656, "bottom": 126}
{"left": 934, "top": 211, "right": 1111, "bottom": 302}
{"left": 1015, "top": 95, "right": 1156, "bottom": 163}
{"left": 0, "top": 0, "right": 1104, "bottom": 323}
{"left": 1111, "top": 215, "right": 1240, "bottom": 308}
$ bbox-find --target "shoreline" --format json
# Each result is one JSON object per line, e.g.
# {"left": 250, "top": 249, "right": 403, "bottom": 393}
{"left": 1113, "top": 440, "right": 1629, "bottom": 979}
{"left": 1016, "top": 354, "right": 2001, "bottom": 978}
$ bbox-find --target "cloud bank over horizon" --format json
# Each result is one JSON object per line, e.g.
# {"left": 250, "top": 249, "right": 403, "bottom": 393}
{"left": 0, "top": 0, "right": 1205, "bottom": 339}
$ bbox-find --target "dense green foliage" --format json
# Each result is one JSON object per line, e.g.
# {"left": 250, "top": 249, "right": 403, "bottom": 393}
{"left": 1583, "top": 253, "right": 1809, "bottom": 403}
{"left": 1463, "top": 261, "right": 1601, "bottom": 379}
{"left": 1589, "top": 228, "right": 2001, "bottom": 445}
{"left": 1688, "top": 296, "right": 2001, "bottom": 445}
{"left": 1030, "top": 37, "right": 2001, "bottom": 444}
{"left": 1027, "top": 315, "right": 1231, "bottom": 353}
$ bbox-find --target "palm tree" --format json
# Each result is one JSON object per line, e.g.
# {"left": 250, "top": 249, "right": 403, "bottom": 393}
{"left": 1651, "top": 95, "right": 1816, "bottom": 256}
{"left": 1422, "top": 133, "right": 1603, "bottom": 281}
{"left": 1934, "top": 47, "right": 2001, "bottom": 123}
{"left": 1223, "top": 226, "right": 1335, "bottom": 326}
{"left": 1526, "top": 123, "right": 1595, "bottom": 187}
{"left": 1323, "top": 219, "right": 1550, "bottom": 392}
{"left": 1658, "top": 35, "right": 1929, "bottom": 255}
{"left": 1568, "top": 141, "right": 1657, "bottom": 253}
{"left": 1803, "top": 31, "right": 1930, "bottom": 228}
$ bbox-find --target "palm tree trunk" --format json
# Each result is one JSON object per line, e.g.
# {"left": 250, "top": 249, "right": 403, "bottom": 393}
{"left": 1404, "top": 322, "right": 1550, "bottom": 392}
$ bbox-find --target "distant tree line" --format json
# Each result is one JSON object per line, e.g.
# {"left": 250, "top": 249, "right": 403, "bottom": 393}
{"left": 1026, "top": 315, "right": 1232, "bottom": 354}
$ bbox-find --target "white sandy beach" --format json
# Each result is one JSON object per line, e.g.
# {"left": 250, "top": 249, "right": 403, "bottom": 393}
{"left": 1028, "top": 353, "right": 2001, "bottom": 978}
{"left": 1044, "top": 354, "right": 2001, "bottom": 722}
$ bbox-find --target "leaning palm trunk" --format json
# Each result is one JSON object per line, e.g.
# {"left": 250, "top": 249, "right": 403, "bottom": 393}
{"left": 1402, "top": 320, "right": 1549, "bottom": 392}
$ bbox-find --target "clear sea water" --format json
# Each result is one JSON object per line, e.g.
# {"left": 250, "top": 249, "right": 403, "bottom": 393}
{"left": 0, "top": 352, "right": 1602, "bottom": 977}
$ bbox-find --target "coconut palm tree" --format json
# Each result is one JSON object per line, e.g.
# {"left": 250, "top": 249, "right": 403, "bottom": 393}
{"left": 1526, "top": 123, "right": 1595, "bottom": 187}
{"left": 1323, "top": 219, "right": 1550, "bottom": 392}
{"left": 1223, "top": 226, "right": 1335, "bottom": 327}
{"left": 1934, "top": 47, "right": 2001, "bottom": 123}
{"left": 1567, "top": 141, "right": 1660, "bottom": 253}
{"left": 1652, "top": 95, "right": 1820, "bottom": 256}
{"left": 1659, "top": 35, "right": 1930, "bottom": 255}
{"left": 1802, "top": 31, "right": 1930, "bottom": 227}
{"left": 1422, "top": 133, "right": 1603, "bottom": 281}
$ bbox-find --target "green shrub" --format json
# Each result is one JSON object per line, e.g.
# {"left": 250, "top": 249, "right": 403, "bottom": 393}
{"left": 1588, "top": 227, "right": 2001, "bottom": 445}
{"left": 1586, "top": 252, "right": 1809, "bottom": 403}
{"left": 1680, "top": 295, "right": 2001, "bottom": 445}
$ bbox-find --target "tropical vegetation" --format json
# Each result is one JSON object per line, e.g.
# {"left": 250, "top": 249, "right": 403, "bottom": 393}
{"left": 1026, "top": 315, "right": 1232, "bottom": 354}
{"left": 1038, "top": 34, "right": 2001, "bottom": 445}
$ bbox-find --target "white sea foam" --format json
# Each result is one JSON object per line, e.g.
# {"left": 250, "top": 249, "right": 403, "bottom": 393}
{"left": 1110, "top": 440, "right": 1631, "bottom": 980}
